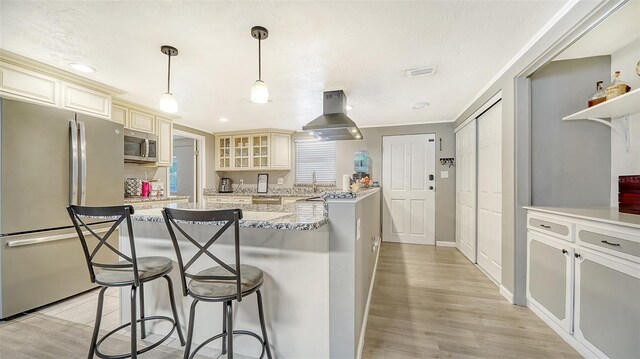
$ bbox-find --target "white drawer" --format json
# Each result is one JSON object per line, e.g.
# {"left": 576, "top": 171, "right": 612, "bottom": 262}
{"left": 528, "top": 213, "right": 574, "bottom": 242}
{"left": 206, "top": 196, "right": 234, "bottom": 203}
{"left": 576, "top": 223, "right": 640, "bottom": 264}
{"left": 233, "top": 196, "right": 252, "bottom": 203}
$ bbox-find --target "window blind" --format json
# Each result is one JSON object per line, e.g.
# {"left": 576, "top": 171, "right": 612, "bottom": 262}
{"left": 295, "top": 140, "right": 337, "bottom": 183}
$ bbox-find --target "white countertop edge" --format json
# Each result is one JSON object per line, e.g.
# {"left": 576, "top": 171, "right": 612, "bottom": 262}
{"left": 523, "top": 206, "right": 640, "bottom": 230}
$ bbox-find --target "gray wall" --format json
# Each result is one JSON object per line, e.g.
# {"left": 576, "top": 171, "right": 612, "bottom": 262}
{"left": 172, "top": 123, "right": 218, "bottom": 189}
{"left": 452, "top": 0, "right": 622, "bottom": 304}
{"left": 530, "top": 56, "right": 611, "bottom": 206}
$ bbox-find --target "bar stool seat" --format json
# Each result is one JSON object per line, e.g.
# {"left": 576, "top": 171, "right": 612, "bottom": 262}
{"left": 95, "top": 256, "right": 173, "bottom": 285}
{"left": 189, "top": 265, "right": 264, "bottom": 299}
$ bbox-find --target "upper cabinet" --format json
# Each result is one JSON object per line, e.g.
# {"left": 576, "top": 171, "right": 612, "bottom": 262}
{"left": 156, "top": 117, "right": 173, "bottom": 167}
{"left": 113, "top": 100, "right": 177, "bottom": 167}
{"left": 215, "top": 130, "right": 292, "bottom": 171}
{"left": 0, "top": 50, "right": 122, "bottom": 120}
{"left": 128, "top": 109, "right": 156, "bottom": 134}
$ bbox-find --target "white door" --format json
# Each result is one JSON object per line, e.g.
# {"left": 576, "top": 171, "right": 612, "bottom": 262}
{"left": 382, "top": 134, "right": 436, "bottom": 245}
{"left": 456, "top": 121, "right": 477, "bottom": 262}
{"left": 477, "top": 101, "right": 502, "bottom": 283}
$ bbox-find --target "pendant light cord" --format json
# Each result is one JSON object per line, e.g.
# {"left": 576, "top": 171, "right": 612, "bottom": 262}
{"left": 167, "top": 53, "right": 172, "bottom": 94}
{"left": 258, "top": 36, "right": 262, "bottom": 81}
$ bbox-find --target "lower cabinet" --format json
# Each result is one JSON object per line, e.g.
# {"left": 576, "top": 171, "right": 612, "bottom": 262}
{"left": 526, "top": 209, "right": 640, "bottom": 359}
{"left": 574, "top": 249, "right": 640, "bottom": 359}
{"left": 527, "top": 232, "right": 573, "bottom": 333}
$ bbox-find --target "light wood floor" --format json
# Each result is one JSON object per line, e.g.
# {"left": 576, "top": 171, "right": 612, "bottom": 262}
{"left": 362, "top": 242, "right": 581, "bottom": 359}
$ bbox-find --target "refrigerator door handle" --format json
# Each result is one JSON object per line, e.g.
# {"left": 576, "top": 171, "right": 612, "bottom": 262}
{"left": 69, "top": 120, "right": 79, "bottom": 205}
{"left": 79, "top": 121, "right": 87, "bottom": 205}
{"left": 6, "top": 227, "right": 110, "bottom": 248}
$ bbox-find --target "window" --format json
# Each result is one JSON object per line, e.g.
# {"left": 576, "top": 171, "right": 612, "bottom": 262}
{"left": 169, "top": 156, "right": 178, "bottom": 193}
{"left": 295, "top": 140, "right": 336, "bottom": 183}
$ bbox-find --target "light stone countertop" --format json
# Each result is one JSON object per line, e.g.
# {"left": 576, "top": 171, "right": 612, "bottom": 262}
{"left": 124, "top": 196, "right": 190, "bottom": 203}
{"left": 524, "top": 206, "right": 640, "bottom": 230}
{"left": 129, "top": 200, "right": 328, "bottom": 230}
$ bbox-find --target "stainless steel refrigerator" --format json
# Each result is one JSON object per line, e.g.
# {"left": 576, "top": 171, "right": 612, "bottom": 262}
{"left": 0, "top": 98, "right": 122, "bottom": 318}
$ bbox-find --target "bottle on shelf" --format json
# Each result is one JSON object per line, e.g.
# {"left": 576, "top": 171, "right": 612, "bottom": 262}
{"left": 605, "top": 71, "right": 631, "bottom": 100}
{"left": 587, "top": 81, "right": 606, "bottom": 108}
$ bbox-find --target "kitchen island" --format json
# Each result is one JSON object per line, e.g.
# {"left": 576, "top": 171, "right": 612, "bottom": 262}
{"left": 118, "top": 188, "right": 381, "bottom": 358}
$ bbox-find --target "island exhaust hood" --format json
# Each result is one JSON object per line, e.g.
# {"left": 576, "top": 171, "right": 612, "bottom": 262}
{"left": 303, "top": 90, "right": 363, "bottom": 140}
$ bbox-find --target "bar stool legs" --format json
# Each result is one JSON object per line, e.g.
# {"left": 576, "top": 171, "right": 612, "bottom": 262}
{"left": 130, "top": 286, "right": 138, "bottom": 359}
{"left": 221, "top": 303, "right": 228, "bottom": 355}
{"left": 184, "top": 299, "right": 199, "bottom": 359}
{"left": 164, "top": 275, "right": 186, "bottom": 346}
{"left": 88, "top": 287, "right": 108, "bottom": 359}
{"left": 139, "top": 283, "right": 146, "bottom": 340}
{"left": 256, "top": 290, "right": 273, "bottom": 359}
{"left": 226, "top": 301, "right": 234, "bottom": 359}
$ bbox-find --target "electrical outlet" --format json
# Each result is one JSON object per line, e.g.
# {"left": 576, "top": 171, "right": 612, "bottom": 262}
{"left": 277, "top": 177, "right": 284, "bottom": 185}
{"left": 240, "top": 179, "right": 244, "bottom": 184}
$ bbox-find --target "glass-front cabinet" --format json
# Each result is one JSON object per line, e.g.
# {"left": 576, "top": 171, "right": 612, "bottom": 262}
{"left": 214, "top": 130, "right": 291, "bottom": 171}
{"left": 216, "top": 136, "right": 232, "bottom": 170}
{"left": 252, "top": 134, "right": 270, "bottom": 168}
{"left": 233, "top": 135, "right": 250, "bottom": 169}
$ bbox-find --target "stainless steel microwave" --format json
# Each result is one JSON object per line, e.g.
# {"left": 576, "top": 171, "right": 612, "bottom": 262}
{"left": 124, "top": 131, "right": 157, "bottom": 163}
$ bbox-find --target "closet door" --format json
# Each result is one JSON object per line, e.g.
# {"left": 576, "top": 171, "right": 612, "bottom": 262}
{"left": 477, "top": 101, "right": 503, "bottom": 283}
{"left": 456, "top": 120, "right": 477, "bottom": 263}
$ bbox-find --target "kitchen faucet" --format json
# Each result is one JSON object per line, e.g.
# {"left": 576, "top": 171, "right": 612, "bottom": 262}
{"left": 312, "top": 171, "right": 317, "bottom": 194}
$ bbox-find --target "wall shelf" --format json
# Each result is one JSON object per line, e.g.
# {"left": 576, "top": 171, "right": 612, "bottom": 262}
{"left": 562, "top": 88, "right": 640, "bottom": 152}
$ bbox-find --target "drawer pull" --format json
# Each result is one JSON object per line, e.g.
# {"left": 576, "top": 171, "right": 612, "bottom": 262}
{"left": 561, "top": 249, "right": 568, "bottom": 254}
{"left": 575, "top": 253, "right": 582, "bottom": 259}
{"left": 601, "top": 240, "right": 621, "bottom": 247}
{"left": 539, "top": 224, "right": 552, "bottom": 229}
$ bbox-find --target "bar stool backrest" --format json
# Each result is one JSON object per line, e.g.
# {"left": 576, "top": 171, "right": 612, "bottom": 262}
{"left": 67, "top": 205, "right": 141, "bottom": 286}
{"left": 162, "top": 208, "right": 244, "bottom": 301}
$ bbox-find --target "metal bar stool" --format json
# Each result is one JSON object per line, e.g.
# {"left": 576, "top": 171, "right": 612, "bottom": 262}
{"left": 162, "top": 208, "right": 273, "bottom": 359}
{"left": 67, "top": 205, "right": 186, "bottom": 359}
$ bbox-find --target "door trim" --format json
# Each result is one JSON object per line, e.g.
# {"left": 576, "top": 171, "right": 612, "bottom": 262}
{"left": 172, "top": 129, "right": 206, "bottom": 204}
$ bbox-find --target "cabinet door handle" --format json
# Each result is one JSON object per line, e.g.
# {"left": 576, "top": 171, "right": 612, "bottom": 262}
{"left": 540, "top": 224, "right": 552, "bottom": 229}
{"left": 574, "top": 253, "right": 581, "bottom": 259}
{"left": 561, "top": 249, "right": 568, "bottom": 254}
{"left": 601, "top": 240, "right": 621, "bottom": 247}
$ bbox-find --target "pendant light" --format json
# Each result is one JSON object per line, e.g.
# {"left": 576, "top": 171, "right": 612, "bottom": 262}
{"left": 159, "top": 45, "right": 179, "bottom": 113}
{"left": 250, "top": 26, "right": 269, "bottom": 104}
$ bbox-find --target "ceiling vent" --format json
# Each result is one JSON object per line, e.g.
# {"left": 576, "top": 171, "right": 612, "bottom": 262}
{"left": 406, "top": 66, "right": 436, "bottom": 77}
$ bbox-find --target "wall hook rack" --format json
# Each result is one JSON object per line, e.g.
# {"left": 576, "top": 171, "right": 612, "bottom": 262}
{"left": 440, "top": 158, "right": 455, "bottom": 167}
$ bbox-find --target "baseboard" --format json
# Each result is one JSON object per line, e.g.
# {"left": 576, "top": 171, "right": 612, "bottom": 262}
{"left": 527, "top": 301, "right": 598, "bottom": 359}
{"left": 356, "top": 243, "right": 382, "bottom": 359}
{"left": 436, "top": 241, "right": 456, "bottom": 247}
{"left": 499, "top": 285, "right": 514, "bottom": 304}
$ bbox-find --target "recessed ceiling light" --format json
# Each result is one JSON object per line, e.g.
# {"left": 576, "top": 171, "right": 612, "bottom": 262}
{"left": 219, "top": 117, "right": 229, "bottom": 122}
{"left": 412, "top": 102, "right": 430, "bottom": 109}
{"left": 69, "top": 63, "right": 96, "bottom": 73}
{"left": 346, "top": 105, "right": 353, "bottom": 111}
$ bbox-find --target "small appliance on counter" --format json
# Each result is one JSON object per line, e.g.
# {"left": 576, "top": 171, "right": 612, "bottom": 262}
{"left": 219, "top": 177, "right": 233, "bottom": 193}
{"left": 619, "top": 175, "right": 640, "bottom": 215}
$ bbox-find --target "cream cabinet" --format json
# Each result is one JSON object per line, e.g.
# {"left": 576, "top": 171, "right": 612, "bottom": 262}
{"left": 252, "top": 133, "right": 270, "bottom": 169}
{"left": 233, "top": 135, "right": 251, "bottom": 169}
{"left": 111, "top": 105, "right": 128, "bottom": 126}
{"left": 214, "top": 130, "right": 292, "bottom": 171}
{"left": 61, "top": 82, "right": 111, "bottom": 119}
{"left": 0, "top": 62, "right": 112, "bottom": 119}
{"left": 156, "top": 117, "right": 173, "bottom": 167}
{"left": 216, "top": 136, "right": 232, "bottom": 170}
{"left": 205, "top": 195, "right": 251, "bottom": 204}
{"left": 0, "top": 63, "right": 59, "bottom": 107}
{"left": 271, "top": 133, "right": 291, "bottom": 170}
{"left": 525, "top": 208, "right": 640, "bottom": 359}
{"left": 128, "top": 109, "right": 156, "bottom": 134}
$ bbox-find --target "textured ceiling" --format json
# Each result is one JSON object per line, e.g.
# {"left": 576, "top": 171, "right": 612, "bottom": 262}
{"left": 1, "top": 1, "right": 568, "bottom": 133}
